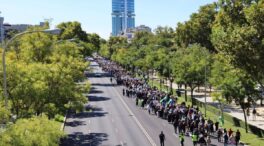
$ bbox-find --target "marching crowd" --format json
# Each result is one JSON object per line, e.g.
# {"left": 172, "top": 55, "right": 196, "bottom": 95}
{"left": 96, "top": 57, "right": 242, "bottom": 146}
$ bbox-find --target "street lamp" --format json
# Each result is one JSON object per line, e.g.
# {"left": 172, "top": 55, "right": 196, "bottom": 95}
{"left": 2, "top": 28, "right": 61, "bottom": 109}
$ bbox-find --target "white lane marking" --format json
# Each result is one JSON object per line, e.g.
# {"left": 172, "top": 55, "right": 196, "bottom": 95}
{"left": 120, "top": 141, "right": 123, "bottom": 146}
{"left": 111, "top": 118, "right": 115, "bottom": 123}
{"left": 88, "top": 130, "right": 91, "bottom": 133}
{"left": 88, "top": 120, "right": 91, "bottom": 124}
{"left": 112, "top": 86, "right": 157, "bottom": 146}
{"left": 173, "top": 133, "right": 177, "bottom": 137}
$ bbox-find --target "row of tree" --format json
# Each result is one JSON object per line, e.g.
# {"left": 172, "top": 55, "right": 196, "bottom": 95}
{"left": 0, "top": 21, "right": 101, "bottom": 145}
{"left": 99, "top": 0, "right": 264, "bottom": 133}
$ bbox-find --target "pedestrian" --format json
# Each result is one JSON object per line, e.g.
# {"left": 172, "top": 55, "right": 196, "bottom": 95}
{"left": 173, "top": 119, "right": 179, "bottom": 134}
{"left": 198, "top": 135, "right": 207, "bottom": 146}
{"left": 235, "top": 129, "right": 241, "bottom": 146}
{"left": 192, "top": 133, "right": 198, "bottom": 146}
{"left": 252, "top": 108, "right": 257, "bottom": 121}
{"left": 228, "top": 128, "right": 233, "bottom": 138}
{"left": 159, "top": 131, "right": 165, "bottom": 146}
{"left": 217, "top": 129, "right": 222, "bottom": 142}
{"left": 122, "top": 88, "right": 125, "bottom": 96}
{"left": 215, "top": 121, "right": 219, "bottom": 132}
{"left": 246, "top": 108, "right": 250, "bottom": 120}
{"left": 224, "top": 133, "right": 229, "bottom": 146}
{"left": 179, "top": 132, "right": 184, "bottom": 146}
{"left": 206, "top": 136, "right": 211, "bottom": 146}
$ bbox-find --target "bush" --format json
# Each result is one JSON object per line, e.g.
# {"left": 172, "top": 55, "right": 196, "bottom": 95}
{"left": 54, "top": 114, "right": 65, "bottom": 123}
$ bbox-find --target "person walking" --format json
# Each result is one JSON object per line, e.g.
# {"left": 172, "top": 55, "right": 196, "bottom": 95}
{"left": 235, "top": 129, "right": 241, "bottom": 146}
{"left": 252, "top": 108, "right": 257, "bottom": 121}
{"left": 159, "top": 131, "right": 165, "bottom": 146}
{"left": 179, "top": 132, "right": 184, "bottom": 146}
{"left": 206, "top": 136, "right": 211, "bottom": 146}
{"left": 224, "top": 132, "right": 229, "bottom": 146}
{"left": 173, "top": 119, "right": 179, "bottom": 134}
{"left": 192, "top": 133, "right": 198, "bottom": 146}
{"left": 246, "top": 108, "right": 250, "bottom": 120}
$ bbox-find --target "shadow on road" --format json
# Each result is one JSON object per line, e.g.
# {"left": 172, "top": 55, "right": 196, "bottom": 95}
{"left": 88, "top": 96, "right": 110, "bottom": 102}
{"left": 91, "top": 83, "right": 114, "bottom": 87}
{"left": 85, "top": 105, "right": 103, "bottom": 112}
{"left": 89, "top": 89, "right": 104, "bottom": 94}
{"left": 65, "top": 120, "right": 86, "bottom": 127}
{"left": 74, "top": 111, "right": 108, "bottom": 119}
{"left": 60, "top": 132, "right": 108, "bottom": 146}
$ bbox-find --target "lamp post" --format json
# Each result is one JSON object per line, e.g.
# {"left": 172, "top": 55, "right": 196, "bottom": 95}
{"left": 2, "top": 28, "right": 61, "bottom": 109}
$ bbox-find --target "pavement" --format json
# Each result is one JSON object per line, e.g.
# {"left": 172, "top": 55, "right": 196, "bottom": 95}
{"left": 157, "top": 75, "right": 264, "bottom": 131}
{"left": 61, "top": 62, "right": 227, "bottom": 146}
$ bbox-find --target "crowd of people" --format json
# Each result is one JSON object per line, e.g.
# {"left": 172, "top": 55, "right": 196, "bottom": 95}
{"left": 96, "top": 57, "right": 241, "bottom": 146}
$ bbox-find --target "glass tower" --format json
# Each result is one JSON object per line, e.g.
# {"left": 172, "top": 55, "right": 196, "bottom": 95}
{"left": 112, "top": 0, "right": 135, "bottom": 36}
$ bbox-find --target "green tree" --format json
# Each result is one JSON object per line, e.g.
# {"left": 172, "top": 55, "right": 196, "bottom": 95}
{"left": 211, "top": 0, "right": 264, "bottom": 104}
{"left": 172, "top": 44, "right": 210, "bottom": 104}
{"left": 175, "top": 3, "right": 217, "bottom": 52}
{"left": 210, "top": 53, "right": 257, "bottom": 133}
{"left": 0, "top": 116, "right": 65, "bottom": 146}
{"left": 57, "top": 21, "right": 88, "bottom": 42}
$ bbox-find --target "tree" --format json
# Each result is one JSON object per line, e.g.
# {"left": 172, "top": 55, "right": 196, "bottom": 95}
{"left": 0, "top": 116, "right": 65, "bottom": 146}
{"left": 87, "top": 33, "right": 101, "bottom": 52}
{"left": 0, "top": 27, "right": 90, "bottom": 119}
{"left": 57, "top": 21, "right": 88, "bottom": 42}
{"left": 211, "top": 0, "right": 264, "bottom": 105}
{"left": 209, "top": 53, "right": 257, "bottom": 133}
{"left": 172, "top": 44, "right": 210, "bottom": 104}
{"left": 175, "top": 3, "right": 217, "bottom": 52}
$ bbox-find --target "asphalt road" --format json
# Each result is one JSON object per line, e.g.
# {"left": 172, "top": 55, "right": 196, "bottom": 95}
{"left": 61, "top": 61, "right": 225, "bottom": 146}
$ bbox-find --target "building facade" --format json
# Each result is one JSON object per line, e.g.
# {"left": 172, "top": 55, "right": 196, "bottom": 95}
{"left": 112, "top": 0, "right": 135, "bottom": 36}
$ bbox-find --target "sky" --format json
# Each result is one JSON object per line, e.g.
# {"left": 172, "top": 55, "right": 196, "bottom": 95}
{"left": 0, "top": 0, "right": 216, "bottom": 39}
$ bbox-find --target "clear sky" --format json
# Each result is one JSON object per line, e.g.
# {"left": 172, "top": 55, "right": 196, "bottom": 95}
{"left": 0, "top": 0, "right": 216, "bottom": 39}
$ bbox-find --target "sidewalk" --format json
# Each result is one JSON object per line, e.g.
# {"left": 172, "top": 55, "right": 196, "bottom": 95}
{"left": 151, "top": 75, "right": 264, "bottom": 131}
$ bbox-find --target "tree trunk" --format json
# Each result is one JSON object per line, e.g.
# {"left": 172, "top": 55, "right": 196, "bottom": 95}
{"left": 191, "top": 87, "right": 194, "bottom": 105}
{"left": 185, "top": 84, "right": 187, "bottom": 102}
{"left": 242, "top": 104, "right": 248, "bottom": 133}
{"left": 198, "top": 85, "right": 200, "bottom": 92}
{"left": 160, "top": 78, "right": 162, "bottom": 90}
{"left": 170, "top": 79, "right": 173, "bottom": 94}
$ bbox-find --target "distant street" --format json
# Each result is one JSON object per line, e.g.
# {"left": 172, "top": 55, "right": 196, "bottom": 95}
{"left": 61, "top": 61, "right": 224, "bottom": 146}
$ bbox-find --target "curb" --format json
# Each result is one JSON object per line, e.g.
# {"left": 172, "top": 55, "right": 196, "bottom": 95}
{"left": 60, "top": 112, "right": 67, "bottom": 131}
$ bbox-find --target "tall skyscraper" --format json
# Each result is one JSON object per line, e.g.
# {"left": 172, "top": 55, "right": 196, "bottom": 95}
{"left": 112, "top": 0, "right": 135, "bottom": 36}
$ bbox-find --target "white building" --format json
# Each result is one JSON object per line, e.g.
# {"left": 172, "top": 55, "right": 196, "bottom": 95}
{"left": 120, "top": 25, "right": 152, "bottom": 42}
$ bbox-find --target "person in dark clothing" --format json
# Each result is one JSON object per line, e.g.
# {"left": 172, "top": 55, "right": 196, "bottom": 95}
{"left": 173, "top": 119, "right": 179, "bottom": 134}
{"left": 198, "top": 136, "right": 206, "bottom": 146}
{"left": 217, "top": 129, "right": 223, "bottom": 142}
{"left": 224, "top": 133, "right": 229, "bottom": 146}
{"left": 235, "top": 129, "right": 241, "bottom": 146}
{"left": 122, "top": 88, "right": 125, "bottom": 96}
{"left": 159, "top": 131, "right": 165, "bottom": 146}
{"left": 215, "top": 121, "right": 219, "bottom": 131}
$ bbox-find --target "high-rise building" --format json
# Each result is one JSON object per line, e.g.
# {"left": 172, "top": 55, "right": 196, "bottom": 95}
{"left": 112, "top": 0, "right": 135, "bottom": 36}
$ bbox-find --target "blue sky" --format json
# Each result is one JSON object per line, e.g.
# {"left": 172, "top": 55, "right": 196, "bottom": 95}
{"left": 0, "top": 0, "right": 216, "bottom": 39}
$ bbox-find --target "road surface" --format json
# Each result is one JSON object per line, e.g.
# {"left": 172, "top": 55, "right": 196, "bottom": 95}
{"left": 61, "top": 61, "right": 224, "bottom": 146}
